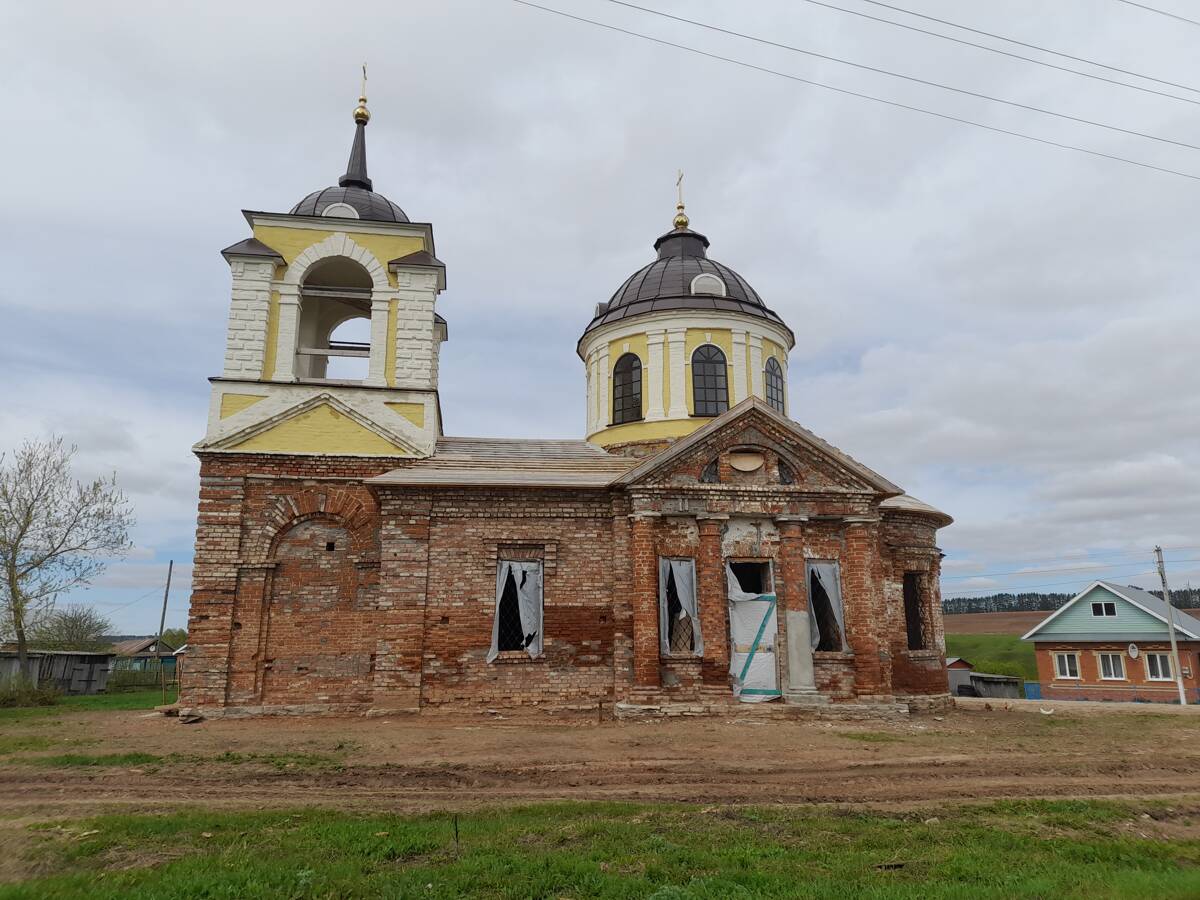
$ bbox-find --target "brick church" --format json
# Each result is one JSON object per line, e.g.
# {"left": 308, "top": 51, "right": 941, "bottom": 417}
{"left": 181, "top": 91, "right": 953, "bottom": 717}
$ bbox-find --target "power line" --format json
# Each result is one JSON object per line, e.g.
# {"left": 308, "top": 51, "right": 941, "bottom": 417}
{"left": 1114, "top": 0, "right": 1200, "bottom": 29}
{"left": 858, "top": 0, "right": 1200, "bottom": 95}
{"left": 795, "top": 0, "right": 1200, "bottom": 107}
{"left": 943, "top": 557, "right": 1200, "bottom": 581}
{"left": 942, "top": 544, "right": 1200, "bottom": 569}
{"left": 605, "top": 0, "right": 1200, "bottom": 153}
{"left": 512, "top": 1, "right": 1200, "bottom": 183}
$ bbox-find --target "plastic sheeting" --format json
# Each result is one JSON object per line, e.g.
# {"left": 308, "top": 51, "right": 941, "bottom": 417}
{"left": 807, "top": 561, "right": 848, "bottom": 652}
{"left": 659, "top": 558, "right": 703, "bottom": 656}
{"left": 487, "top": 560, "right": 544, "bottom": 662}
{"left": 726, "top": 563, "right": 781, "bottom": 702}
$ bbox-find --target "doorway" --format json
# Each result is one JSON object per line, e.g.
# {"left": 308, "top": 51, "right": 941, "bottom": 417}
{"left": 726, "top": 560, "right": 780, "bottom": 702}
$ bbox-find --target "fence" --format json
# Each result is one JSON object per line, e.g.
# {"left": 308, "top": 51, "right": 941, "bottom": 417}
{"left": 109, "top": 657, "right": 178, "bottom": 691}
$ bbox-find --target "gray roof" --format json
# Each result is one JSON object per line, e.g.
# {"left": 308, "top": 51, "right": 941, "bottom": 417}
{"left": 1097, "top": 581, "right": 1200, "bottom": 633}
{"left": 220, "top": 237, "right": 284, "bottom": 261}
{"left": 367, "top": 437, "right": 636, "bottom": 488}
{"left": 578, "top": 226, "right": 792, "bottom": 349}
{"left": 879, "top": 493, "right": 954, "bottom": 526}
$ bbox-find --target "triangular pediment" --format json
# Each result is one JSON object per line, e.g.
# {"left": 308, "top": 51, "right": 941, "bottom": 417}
{"left": 616, "top": 399, "right": 901, "bottom": 495}
{"left": 212, "top": 395, "right": 418, "bottom": 457}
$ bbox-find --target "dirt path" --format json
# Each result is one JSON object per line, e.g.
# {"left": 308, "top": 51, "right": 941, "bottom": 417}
{"left": 4, "top": 706, "right": 1200, "bottom": 819}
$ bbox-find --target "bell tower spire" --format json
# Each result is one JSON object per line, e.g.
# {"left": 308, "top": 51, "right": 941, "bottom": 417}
{"left": 340, "top": 65, "right": 373, "bottom": 191}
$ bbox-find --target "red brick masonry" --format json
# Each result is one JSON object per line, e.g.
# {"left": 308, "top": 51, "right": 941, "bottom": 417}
{"left": 182, "top": 413, "right": 951, "bottom": 715}
{"left": 1034, "top": 641, "right": 1200, "bottom": 703}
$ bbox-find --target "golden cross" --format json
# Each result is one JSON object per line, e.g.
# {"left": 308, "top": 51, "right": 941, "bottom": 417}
{"left": 676, "top": 169, "right": 684, "bottom": 207}
{"left": 360, "top": 64, "right": 368, "bottom": 101}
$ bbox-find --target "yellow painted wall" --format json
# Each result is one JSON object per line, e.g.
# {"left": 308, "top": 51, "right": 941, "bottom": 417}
{"left": 260, "top": 290, "right": 280, "bottom": 379}
{"left": 607, "top": 333, "right": 649, "bottom": 423}
{"left": 219, "top": 393, "right": 267, "bottom": 419}
{"left": 252, "top": 224, "right": 426, "bottom": 288}
{"left": 590, "top": 417, "right": 700, "bottom": 447}
{"left": 385, "top": 401, "right": 425, "bottom": 429}
{"left": 229, "top": 403, "right": 409, "bottom": 456}
{"left": 684, "top": 328, "right": 732, "bottom": 416}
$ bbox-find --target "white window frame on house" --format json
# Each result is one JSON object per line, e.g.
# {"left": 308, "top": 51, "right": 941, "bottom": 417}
{"left": 1054, "top": 652, "right": 1079, "bottom": 679}
{"left": 1098, "top": 652, "right": 1125, "bottom": 680}
{"left": 1090, "top": 601, "right": 1117, "bottom": 617}
{"left": 1145, "top": 652, "right": 1173, "bottom": 681}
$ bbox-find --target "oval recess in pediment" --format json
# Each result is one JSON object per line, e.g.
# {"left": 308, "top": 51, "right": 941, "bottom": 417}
{"left": 728, "top": 451, "right": 765, "bottom": 472}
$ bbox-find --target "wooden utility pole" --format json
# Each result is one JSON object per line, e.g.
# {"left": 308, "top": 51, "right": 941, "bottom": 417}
{"left": 156, "top": 560, "right": 173, "bottom": 705}
{"left": 1154, "top": 547, "right": 1187, "bottom": 705}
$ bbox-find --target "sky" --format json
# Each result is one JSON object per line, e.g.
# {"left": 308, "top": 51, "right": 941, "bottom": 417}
{"left": 1, "top": 0, "right": 1198, "bottom": 634}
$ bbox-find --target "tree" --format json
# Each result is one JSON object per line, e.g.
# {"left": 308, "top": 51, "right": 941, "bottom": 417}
{"left": 160, "top": 627, "right": 187, "bottom": 650}
{"left": 0, "top": 438, "right": 134, "bottom": 666}
{"left": 28, "top": 605, "right": 113, "bottom": 652}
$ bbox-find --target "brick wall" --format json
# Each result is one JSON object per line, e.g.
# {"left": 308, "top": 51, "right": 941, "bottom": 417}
{"left": 1035, "top": 640, "right": 1200, "bottom": 703}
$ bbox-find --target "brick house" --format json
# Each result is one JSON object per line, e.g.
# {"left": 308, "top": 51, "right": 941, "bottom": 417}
{"left": 1023, "top": 581, "right": 1200, "bottom": 703}
{"left": 180, "top": 95, "right": 953, "bottom": 717}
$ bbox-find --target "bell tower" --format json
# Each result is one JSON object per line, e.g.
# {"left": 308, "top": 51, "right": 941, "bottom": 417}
{"left": 196, "top": 81, "right": 447, "bottom": 459}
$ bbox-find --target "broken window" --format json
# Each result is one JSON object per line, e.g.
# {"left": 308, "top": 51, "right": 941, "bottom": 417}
{"left": 659, "top": 558, "right": 702, "bottom": 656}
{"left": 903, "top": 572, "right": 927, "bottom": 651}
{"left": 612, "top": 353, "right": 643, "bottom": 424}
{"left": 691, "top": 345, "right": 729, "bottom": 416}
{"left": 700, "top": 458, "right": 720, "bottom": 483}
{"left": 729, "top": 561, "right": 772, "bottom": 595}
{"left": 764, "top": 357, "right": 785, "bottom": 413}
{"left": 487, "top": 560, "right": 543, "bottom": 662}
{"left": 807, "top": 561, "right": 848, "bottom": 652}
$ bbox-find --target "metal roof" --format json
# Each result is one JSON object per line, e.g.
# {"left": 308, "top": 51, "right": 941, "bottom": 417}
{"left": 220, "top": 237, "right": 284, "bottom": 261}
{"left": 290, "top": 185, "right": 409, "bottom": 223}
{"left": 879, "top": 493, "right": 954, "bottom": 526}
{"left": 367, "top": 437, "right": 637, "bottom": 488}
{"left": 579, "top": 225, "right": 793, "bottom": 348}
{"left": 1022, "top": 580, "right": 1200, "bottom": 641}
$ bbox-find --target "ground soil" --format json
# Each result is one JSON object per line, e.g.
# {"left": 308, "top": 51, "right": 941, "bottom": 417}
{"left": 943, "top": 611, "right": 1048, "bottom": 634}
{"left": 4, "top": 705, "right": 1200, "bottom": 823}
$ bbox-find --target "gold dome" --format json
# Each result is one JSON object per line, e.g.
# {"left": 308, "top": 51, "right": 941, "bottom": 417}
{"left": 353, "top": 96, "right": 370, "bottom": 124}
{"left": 673, "top": 202, "right": 689, "bottom": 230}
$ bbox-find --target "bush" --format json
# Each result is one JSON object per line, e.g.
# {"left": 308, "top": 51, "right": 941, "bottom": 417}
{"left": 0, "top": 676, "right": 62, "bottom": 708}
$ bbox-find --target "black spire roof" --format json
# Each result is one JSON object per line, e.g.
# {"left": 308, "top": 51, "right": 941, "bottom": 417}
{"left": 289, "top": 101, "right": 409, "bottom": 223}
{"left": 578, "top": 222, "right": 792, "bottom": 347}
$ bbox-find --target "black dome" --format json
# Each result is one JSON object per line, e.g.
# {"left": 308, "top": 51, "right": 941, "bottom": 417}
{"left": 290, "top": 185, "right": 409, "bottom": 223}
{"left": 579, "top": 226, "right": 791, "bottom": 344}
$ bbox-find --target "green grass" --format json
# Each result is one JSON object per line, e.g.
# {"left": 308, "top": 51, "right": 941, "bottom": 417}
{"left": 836, "top": 731, "right": 905, "bottom": 743}
{"left": 946, "top": 633, "right": 1039, "bottom": 682}
{"left": 0, "top": 688, "right": 176, "bottom": 723}
{"left": 3, "top": 800, "right": 1198, "bottom": 898}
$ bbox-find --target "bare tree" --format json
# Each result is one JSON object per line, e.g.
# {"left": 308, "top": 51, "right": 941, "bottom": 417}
{"left": 29, "top": 605, "right": 114, "bottom": 652}
{"left": 0, "top": 438, "right": 134, "bottom": 665}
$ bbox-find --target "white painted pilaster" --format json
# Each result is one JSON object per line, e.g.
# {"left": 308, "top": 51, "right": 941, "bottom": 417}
{"left": 392, "top": 269, "right": 439, "bottom": 391}
{"left": 272, "top": 285, "right": 301, "bottom": 382}
{"left": 365, "top": 296, "right": 391, "bottom": 387}
{"left": 645, "top": 329, "right": 666, "bottom": 421}
{"left": 222, "top": 259, "right": 274, "bottom": 379}
{"left": 749, "top": 334, "right": 764, "bottom": 399}
{"left": 666, "top": 327, "right": 688, "bottom": 419}
{"left": 596, "top": 345, "right": 611, "bottom": 427}
{"left": 731, "top": 328, "right": 748, "bottom": 404}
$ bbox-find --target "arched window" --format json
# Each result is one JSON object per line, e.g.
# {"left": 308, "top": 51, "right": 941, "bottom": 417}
{"left": 691, "top": 345, "right": 729, "bottom": 416}
{"left": 612, "top": 353, "right": 643, "bottom": 424}
{"left": 764, "top": 357, "right": 785, "bottom": 413}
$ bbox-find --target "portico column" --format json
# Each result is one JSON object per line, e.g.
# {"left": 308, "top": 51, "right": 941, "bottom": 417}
{"left": 696, "top": 515, "right": 729, "bottom": 678}
{"left": 364, "top": 295, "right": 391, "bottom": 387}
{"left": 272, "top": 285, "right": 301, "bottom": 382}
{"left": 629, "top": 513, "right": 660, "bottom": 687}
{"left": 777, "top": 517, "right": 816, "bottom": 695}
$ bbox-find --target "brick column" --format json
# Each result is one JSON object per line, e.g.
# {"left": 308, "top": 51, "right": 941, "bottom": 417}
{"left": 629, "top": 513, "right": 660, "bottom": 687}
{"left": 372, "top": 490, "right": 432, "bottom": 711}
{"left": 696, "top": 516, "right": 729, "bottom": 682}
{"left": 776, "top": 517, "right": 816, "bottom": 695}
{"left": 844, "top": 521, "right": 892, "bottom": 699}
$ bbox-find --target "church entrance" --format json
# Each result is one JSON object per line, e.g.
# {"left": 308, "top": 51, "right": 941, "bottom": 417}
{"left": 726, "top": 561, "right": 780, "bottom": 702}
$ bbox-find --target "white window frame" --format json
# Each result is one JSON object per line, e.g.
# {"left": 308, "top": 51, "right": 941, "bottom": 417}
{"left": 1145, "top": 652, "right": 1173, "bottom": 681}
{"left": 1054, "top": 652, "right": 1079, "bottom": 680}
{"left": 690, "top": 273, "right": 726, "bottom": 297}
{"left": 1090, "top": 601, "right": 1117, "bottom": 617}
{"left": 1098, "top": 652, "right": 1125, "bottom": 681}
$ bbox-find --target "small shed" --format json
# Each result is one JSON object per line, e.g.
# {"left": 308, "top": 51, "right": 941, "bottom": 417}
{"left": 0, "top": 650, "right": 113, "bottom": 694}
{"left": 945, "top": 657, "right": 975, "bottom": 695}
{"left": 113, "top": 636, "right": 180, "bottom": 672}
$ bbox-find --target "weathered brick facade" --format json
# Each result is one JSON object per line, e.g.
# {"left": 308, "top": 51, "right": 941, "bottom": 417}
{"left": 181, "top": 405, "right": 952, "bottom": 716}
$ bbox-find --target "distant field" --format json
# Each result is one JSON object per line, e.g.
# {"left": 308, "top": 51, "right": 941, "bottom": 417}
{"left": 943, "top": 611, "right": 1048, "bottom": 635}
{"left": 945, "top": 633, "right": 1039, "bottom": 682}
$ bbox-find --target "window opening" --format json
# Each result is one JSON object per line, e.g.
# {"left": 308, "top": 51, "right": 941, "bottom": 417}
{"left": 612, "top": 353, "right": 643, "bottom": 424}
{"left": 1090, "top": 601, "right": 1117, "bottom": 617}
{"left": 764, "top": 357, "right": 785, "bottom": 413}
{"left": 1055, "top": 653, "right": 1079, "bottom": 679}
{"left": 778, "top": 460, "right": 795, "bottom": 484}
{"left": 690, "top": 273, "right": 726, "bottom": 296}
{"left": 903, "top": 572, "right": 926, "bottom": 651}
{"left": 807, "top": 562, "right": 847, "bottom": 652}
{"left": 691, "top": 345, "right": 728, "bottom": 416}
{"left": 659, "top": 558, "right": 702, "bottom": 656}
{"left": 325, "top": 541, "right": 336, "bottom": 552}
{"left": 730, "top": 561, "right": 771, "bottom": 595}
{"left": 488, "top": 560, "right": 544, "bottom": 662}
{"left": 1099, "top": 652, "right": 1124, "bottom": 680}
{"left": 1146, "top": 652, "right": 1172, "bottom": 681}
{"left": 700, "top": 458, "right": 720, "bottom": 483}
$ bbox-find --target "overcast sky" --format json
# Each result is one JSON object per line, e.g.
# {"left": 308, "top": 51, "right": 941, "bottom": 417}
{"left": 2, "top": 0, "right": 1198, "bottom": 633}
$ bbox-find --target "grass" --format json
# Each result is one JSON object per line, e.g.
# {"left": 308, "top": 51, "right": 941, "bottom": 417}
{"left": 836, "top": 731, "right": 905, "bottom": 743}
{"left": 2, "top": 800, "right": 1198, "bottom": 898}
{"left": 0, "top": 688, "right": 176, "bottom": 723}
{"left": 946, "top": 633, "right": 1039, "bottom": 682}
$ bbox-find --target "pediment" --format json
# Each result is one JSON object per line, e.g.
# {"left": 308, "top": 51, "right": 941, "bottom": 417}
{"left": 210, "top": 394, "right": 419, "bottom": 457}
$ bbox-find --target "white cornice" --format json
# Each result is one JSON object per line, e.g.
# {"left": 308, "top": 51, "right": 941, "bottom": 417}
{"left": 242, "top": 211, "right": 434, "bottom": 245}
{"left": 578, "top": 311, "right": 794, "bottom": 360}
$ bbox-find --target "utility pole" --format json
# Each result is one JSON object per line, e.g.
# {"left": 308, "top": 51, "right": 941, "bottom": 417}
{"left": 1154, "top": 547, "right": 1187, "bottom": 705}
{"left": 156, "top": 560, "right": 173, "bottom": 706}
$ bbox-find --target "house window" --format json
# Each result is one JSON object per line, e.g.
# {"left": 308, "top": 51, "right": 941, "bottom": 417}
{"left": 612, "top": 353, "right": 642, "bottom": 424}
{"left": 1054, "top": 653, "right": 1079, "bottom": 679}
{"left": 1146, "top": 652, "right": 1173, "bottom": 681}
{"left": 659, "top": 558, "right": 703, "bottom": 656}
{"left": 902, "top": 572, "right": 927, "bottom": 651}
{"left": 807, "top": 561, "right": 848, "bottom": 652}
{"left": 691, "top": 346, "right": 729, "bottom": 416}
{"left": 1090, "top": 601, "right": 1117, "bottom": 617}
{"left": 764, "top": 357, "right": 785, "bottom": 414}
{"left": 487, "top": 560, "right": 543, "bottom": 662}
{"left": 1098, "top": 652, "right": 1125, "bottom": 680}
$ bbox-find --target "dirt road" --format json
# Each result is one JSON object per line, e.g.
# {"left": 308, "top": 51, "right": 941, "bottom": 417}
{"left": 4, "top": 706, "right": 1200, "bottom": 818}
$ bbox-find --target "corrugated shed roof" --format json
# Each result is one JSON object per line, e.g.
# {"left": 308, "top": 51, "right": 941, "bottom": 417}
{"left": 367, "top": 437, "right": 637, "bottom": 488}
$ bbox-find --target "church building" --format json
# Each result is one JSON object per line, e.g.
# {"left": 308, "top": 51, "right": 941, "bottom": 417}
{"left": 181, "top": 92, "right": 953, "bottom": 717}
